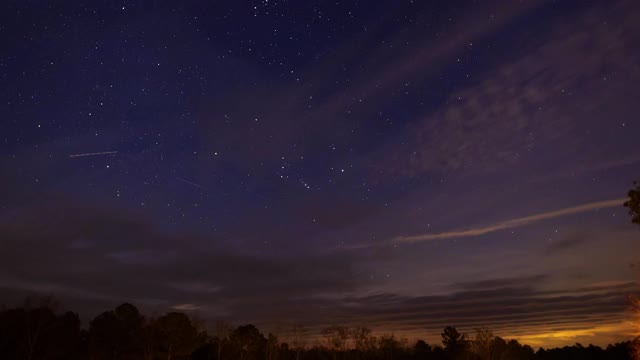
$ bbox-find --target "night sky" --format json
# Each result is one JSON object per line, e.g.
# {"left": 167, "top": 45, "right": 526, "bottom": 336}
{"left": 2, "top": 0, "right": 640, "bottom": 348}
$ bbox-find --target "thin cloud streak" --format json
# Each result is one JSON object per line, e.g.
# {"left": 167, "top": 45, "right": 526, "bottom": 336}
{"left": 395, "top": 199, "right": 626, "bottom": 243}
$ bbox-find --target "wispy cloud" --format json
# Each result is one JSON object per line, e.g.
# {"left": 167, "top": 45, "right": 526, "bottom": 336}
{"left": 395, "top": 199, "right": 625, "bottom": 243}
{"left": 172, "top": 303, "right": 202, "bottom": 311}
{"left": 377, "top": 0, "right": 640, "bottom": 177}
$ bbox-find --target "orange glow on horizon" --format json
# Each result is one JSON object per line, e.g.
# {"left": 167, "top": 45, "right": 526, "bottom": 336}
{"left": 505, "top": 321, "right": 635, "bottom": 347}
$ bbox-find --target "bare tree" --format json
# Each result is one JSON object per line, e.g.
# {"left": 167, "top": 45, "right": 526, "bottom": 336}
{"left": 351, "top": 326, "right": 377, "bottom": 355}
{"left": 322, "top": 326, "right": 349, "bottom": 360}
{"left": 265, "top": 333, "right": 279, "bottom": 360}
{"left": 142, "top": 316, "right": 157, "bottom": 360}
{"left": 470, "top": 327, "right": 494, "bottom": 360}
{"left": 290, "top": 324, "right": 307, "bottom": 360}
{"left": 23, "top": 296, "right": 59, "bottom": 360}
{"left": 213, "top": 320, "right": 233, "bottom": 360}
{"left": 379, "top": 334, "right": 404, "bottom": 360}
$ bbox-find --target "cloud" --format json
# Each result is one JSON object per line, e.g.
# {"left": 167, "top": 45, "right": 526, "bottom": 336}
{"left": 376, "top": 0, "right": 640, "bottom": 177}
{"left": 275, "top": 277, "right": 637, "bottom": 347}
{"left": 0, "top": 193, "right": 636, "bottom": 347}
{"left": 0, "top": 200, "right": 369, "bottom": 323}
{"left": 172, "top": 303, "right": 202, "bottom": 312}
{"left": 167, "top": 281, "right": 221, "bottom": 294}
{"left": 394, "top": 199, "right": 625, "bottom": 243}
{"left": 544, "top": 234, "right": 589, "bottom": 255}
{"left": 451, "top": 275, "right": 549, "bottom": 292}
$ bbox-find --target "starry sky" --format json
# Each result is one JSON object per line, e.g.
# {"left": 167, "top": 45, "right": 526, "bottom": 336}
{"left": 1, "top": 0, "right": 640, "bottom": 348}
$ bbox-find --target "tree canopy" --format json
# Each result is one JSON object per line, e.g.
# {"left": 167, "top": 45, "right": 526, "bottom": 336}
{"left": 0, "top": 300, "right": 636, "bottom": 360}
{"left": 625, "top": 181, "right": 640, "bottom": 225}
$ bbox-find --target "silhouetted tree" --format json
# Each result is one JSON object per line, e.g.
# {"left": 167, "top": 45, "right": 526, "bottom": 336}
{"left": 88, "top": 303, "right": 145, "bottom": 360}
{"left": 625, "top": 181, "right": 640, "bottom": 225}
{"left": 414, "top": 339, "right": 432, "bottom": 359}
{"left": 191, "top": 341, "right": 216, "bottom": 360}
{"left": 431, "top": 345, "right": 447, "bottom": 360}
{"left": 378, "top": 334, "right": 407, "bottom": 360}
{"left": 441, "top": 326, "right": 467, "bottom": 359}
{"left": 266, "top": 333, "right": 280, "bottom": 360}
{"left": 625, "top": 181, "right": 640, "bottom": 359}
{"left": 497, "top": 339, "right": 533, "bottom": 360}
{"left": 351, "top": 326, "right": 378, "bottom": 357}
{"left": 231, "top": 324, "right": 266, "bottom": 360}
{"left": 141, "top": 316, "right": 158, "bottom": 360}
{"left": 322, "top": 326, "right": 350, "bottom": 360}
{"left": 629, "top": 297, "right": 640, "bottom": 360}
{"left": 1, "top": 301, "right": 638, "bottom": 360}
{"left": 47, "top": 311, "right": 86, "bottom": 359}
{"left": 489, "top": 336, "right": 507, "bottom": 360}
{"left": 275, "top": 344, "right": 290, "bottom": 360}
{"left": 154, "top": 312, "right": 200, "bottom": 360}
{"left": 290, "top": 324, "right": 307, "bottom": 360}
{"left": 470, "top": 327, "right": 494, "bottom": 360}
{"left": 213, "top": 320, "right": 233, "bottom": 360}
{"left": 0, "top": 297, "right": 84, "bottom": 360}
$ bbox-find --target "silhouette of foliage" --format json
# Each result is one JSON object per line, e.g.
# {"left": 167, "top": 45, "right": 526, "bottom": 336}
{"left": 0, "top": 297, "right": 84, "bottom": 360}
{"left": 469, "top": 327, "right": 494, "bottom": 360}
{"left": 231, "top": 324, "right": 267, "bottom": 360}
{"left": 212, "top": 319, "right": 233, "bottom": 360}
{"left": 88, "top": 303, "right": 145, "bottom": 359}
{"left": 441, "top": 326, "right": 468, "bottom": 358}
{"left": 155, "top": 312, "right": 201, "bottom": 360}
{"left": 413, "top": 339, "right": 433, "bottom": 360}
{"left": 0, "top": 298, "right": 636, "bottom": 359}
{"left": 625, "top": 181, "right": 640, "bottom": 225}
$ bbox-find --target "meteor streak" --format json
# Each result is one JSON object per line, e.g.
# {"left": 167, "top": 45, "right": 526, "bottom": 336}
{"left": 175, "top": 177, "right": 208, "bottom": 191}
{"left": 69, "top": 151, "right": 118, "bottom": 158}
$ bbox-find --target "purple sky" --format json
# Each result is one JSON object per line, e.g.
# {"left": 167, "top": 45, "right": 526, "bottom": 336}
{"left": 1, "top": 0, "right": 639, "bottom": 347}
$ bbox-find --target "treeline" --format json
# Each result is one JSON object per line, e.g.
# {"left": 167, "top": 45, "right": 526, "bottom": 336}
{"left": 0, "top": 299, "right": 634, "bottom": 360}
